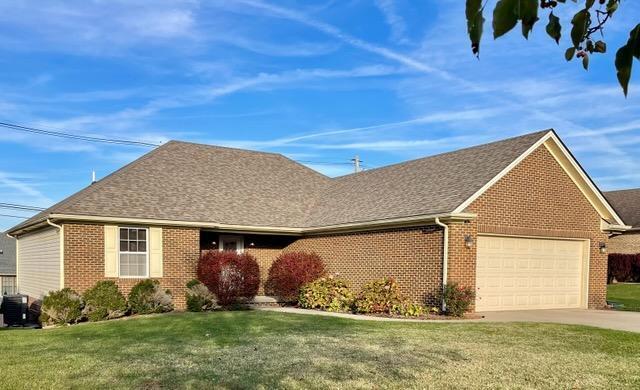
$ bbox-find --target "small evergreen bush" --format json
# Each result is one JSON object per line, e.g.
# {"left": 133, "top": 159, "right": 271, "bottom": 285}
{"left": 441, "top": 282, "right": 475, "bottom": 317}
{"left": 298, "top": 276, "right": 354, "bottom": 312}
{"left": 82, "top": 280, "right": 127, "bottom": 322}
{"left": 265, "top": 252, "right": 325, "bottom": 302}
{"left": 128, "top": 279, "right": 173, "bottom": 314}
{"left": 40, "top": 288, "right": 84, "bottom": 326}
{"left": 197, "top": 251, "right": 260, "bottom": 305}
{"left": 185, "top": 279, "right": 217, "bottom": 312}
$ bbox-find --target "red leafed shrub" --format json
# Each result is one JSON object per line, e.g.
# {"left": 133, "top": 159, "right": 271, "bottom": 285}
{"left": 265, "top": 252, "right": 325, "bottom": 301}
{"left": 608, "top": 254, "right": 640, "bottom": 283}
{"left": 197, "top": 251, "right": 260, "bottom": 305}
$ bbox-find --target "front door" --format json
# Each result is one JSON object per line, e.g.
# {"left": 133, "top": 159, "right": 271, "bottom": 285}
{"left": 219, "top": 235, "right": 244, "bottom": 253}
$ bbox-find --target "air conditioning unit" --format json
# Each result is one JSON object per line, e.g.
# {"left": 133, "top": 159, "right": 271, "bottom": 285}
{"left": 1, "top": 294, "right": 28, "bottom": 327}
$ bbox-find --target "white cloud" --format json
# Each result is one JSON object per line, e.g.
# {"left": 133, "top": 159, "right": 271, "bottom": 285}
{"left": 0, "top": 171, "right": 53, "bottom": 205}
{"left": 374, "top": 0, "right": 409, "bottom": 44}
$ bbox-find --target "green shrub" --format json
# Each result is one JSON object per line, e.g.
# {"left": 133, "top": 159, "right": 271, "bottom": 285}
{"left": 441, "top": 282, "right": 475, "bottom": 317}
{"left": 392, "top": 302, "right": 426, "bottom": 317}
{"left": 298, "top": 276, "right": 354, "bottom": 312}
{"left": 82, "top": 281, "right": 128, "bottom": 322}
{"left": 185, "top": 279, "right": 217, "bottom": 312}
{"left": 354, "top": 277, "right": 406, "bottom": 314}
{"left": 39, "top": 288, "right": 84, "bottom": 326}
{"left": 128, "top": 279, "right": 173, "bottom": 314}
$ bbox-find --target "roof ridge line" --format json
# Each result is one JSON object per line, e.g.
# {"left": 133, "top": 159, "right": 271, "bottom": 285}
{"left": 331, "top": 129, "right": 552, "bottom": 180}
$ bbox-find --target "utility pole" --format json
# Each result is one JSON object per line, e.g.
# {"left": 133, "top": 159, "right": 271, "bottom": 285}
{"left": 351, "top": 155, "right": 362, "bottom": 173}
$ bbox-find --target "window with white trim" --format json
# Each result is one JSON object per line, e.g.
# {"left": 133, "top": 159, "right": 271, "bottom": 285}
{"left": 119, "top": 227, "right": 148, "bottom": 277}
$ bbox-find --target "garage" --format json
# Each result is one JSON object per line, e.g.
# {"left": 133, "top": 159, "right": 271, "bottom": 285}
{"left": 476, "top": 235, "right": 588, "bottom": 312}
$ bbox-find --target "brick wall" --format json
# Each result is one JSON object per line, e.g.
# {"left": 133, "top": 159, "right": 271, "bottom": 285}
{"left": 283, "top": 227, "right": 444, "bottom": 306}
{"left": 609, "top": 232, "right": 640, "bottom": 255}
{"left": 63, "top": 223, "right": 199, "bottom": 309}
{"left": 458, "top": 145, "right": 609, "bottom": 309}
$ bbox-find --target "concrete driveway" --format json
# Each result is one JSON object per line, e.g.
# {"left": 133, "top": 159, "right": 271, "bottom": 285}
{"left": 481, "top": 309, "right": 640, "bottom": 333}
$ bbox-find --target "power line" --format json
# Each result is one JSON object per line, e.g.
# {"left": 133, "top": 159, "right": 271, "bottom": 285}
{"left": 0, "top": 213, "right": 29, "bottom": 219}
{"left": 0, "top": 203, "right": 45, "bottom": 212}
{"left": 0, "top": 121, "right": 159, "bottom": 147}
{"left": 0, "top": 120, "right": 360, "bottom": 167}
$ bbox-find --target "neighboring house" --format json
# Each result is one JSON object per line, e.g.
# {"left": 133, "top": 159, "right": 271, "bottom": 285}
{"left": 6, "top": 130, "right": 629, "bottom": 312}
{"left": 0, "top": 234, "right": 17, "bottom": 296}
{"left": 605, "top": 188, "right": 640, "bottom": 254}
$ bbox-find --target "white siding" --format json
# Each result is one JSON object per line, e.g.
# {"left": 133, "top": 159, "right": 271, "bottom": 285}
{"left": 17, "top": 228, "right": 61, "bottom": 299}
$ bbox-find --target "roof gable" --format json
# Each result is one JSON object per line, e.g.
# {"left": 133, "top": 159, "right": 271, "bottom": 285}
{"left": 454, "top": 131, "right": 626, "bottom": 227}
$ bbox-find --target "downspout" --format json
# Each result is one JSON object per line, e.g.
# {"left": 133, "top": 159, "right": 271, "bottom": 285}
{"left": 47, "top": 219, "right": 64, "bottom": 289}
{"left": 46, "top": 219, "right": 62, "bottom": 230}
{"left": 435, "top": 217, "right": 448, "bottom": 312}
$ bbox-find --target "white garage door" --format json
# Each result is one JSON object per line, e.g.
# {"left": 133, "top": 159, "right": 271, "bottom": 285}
{"left": 476, "top": 235, "right": 586, "bottom": 312}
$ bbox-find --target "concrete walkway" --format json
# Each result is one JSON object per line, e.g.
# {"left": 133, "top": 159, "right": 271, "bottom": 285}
{"left": 481, "top": 309, "right": 640, "bottom": 333}
{"left": 258, "top": 307, "right": 640, "bottom": 332}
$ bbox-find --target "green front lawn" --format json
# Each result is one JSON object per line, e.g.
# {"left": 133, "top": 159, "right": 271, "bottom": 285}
{"left": 1, "top": 311, "right": 639, "bottom": 389}
{"left": 608, "top": 283, "right": 640, "bottom": 311}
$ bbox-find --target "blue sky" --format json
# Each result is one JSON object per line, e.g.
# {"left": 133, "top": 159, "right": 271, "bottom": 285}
{"left": 1, "top": 0, "right": 639, "bottom": 231}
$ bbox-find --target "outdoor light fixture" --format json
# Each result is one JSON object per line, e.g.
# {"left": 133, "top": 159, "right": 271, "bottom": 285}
{"left": 599, "top": 242, "right": 607, "bottom": 254}
{"left": 464, "top": 235, "right": 474, "bottom": 248}
{"left": 249, "top": 242, "right": 256, "bottom": 247}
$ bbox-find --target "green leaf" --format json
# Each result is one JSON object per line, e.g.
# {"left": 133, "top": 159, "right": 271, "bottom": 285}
{"left": 594, "top": 40, "right": 606, "bottom": 54}
{"left": 466, "top": 0, "right": 485, "bottom": 57}
{"left": 606, "top": 0, "right": 619, "bottom": 15}
{"left": 629, "top": 24, "right": 640, "bottom": 60}
{"left": 565, "top": 47, "right": 576, "bottom": 61}
{"left": 570, "top": 9, "right": 590, "bottom": 48}
{"left": 585, "top": 0, "right": 595, "bottom": 9}
{"left": 520, "top": 0, "right": 539, "bottom": 39}
{"left": 615, "top": 44, "right": 633, "bottom": 97}
{"left": 582, "top": 54, "right": 589, "bottom": 70}
{"left": 546, "top": 12, "right": 561, "bottom": 44}
{"left": 493, "top": 0, "right": 518, "bottom": 39}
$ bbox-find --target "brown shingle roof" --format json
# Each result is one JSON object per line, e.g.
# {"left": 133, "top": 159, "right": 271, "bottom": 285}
{"left": 605, "top": 188, "right": 640, "bottom": 228}
{"left": 305, "top": 130, "right": 548, "bottom": 227}
{"left": 9, "top": 130, "right": 551, "bottom": 233}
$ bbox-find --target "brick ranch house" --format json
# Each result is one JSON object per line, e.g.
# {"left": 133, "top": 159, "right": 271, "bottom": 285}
{"left": 605, "top": 188, "right": 640, "bottom": 255}
{"left": 7, "top": 130, "right": 630, "bottom": 312}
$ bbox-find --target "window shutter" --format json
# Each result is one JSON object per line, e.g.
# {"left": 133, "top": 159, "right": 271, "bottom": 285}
{"left": 149, "top": 227, "right": 163, "bottom": 278}
{"left": 104, "top": 225, "right": 118, "bottom": 277}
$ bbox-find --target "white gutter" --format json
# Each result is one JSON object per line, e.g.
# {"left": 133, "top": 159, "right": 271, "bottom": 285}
{"left": 36, "top": 212, "right": 476, "bottom": 236}
{"left": 434, "top": 217, "right": 448, "bottom": 312}
{"left": 46, "top": 219, "right": 62, "bottom": 230}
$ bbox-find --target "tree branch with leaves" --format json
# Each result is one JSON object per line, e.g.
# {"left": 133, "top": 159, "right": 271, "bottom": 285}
{"left": 466, "top": 0, "right": 640, "bottom": 96}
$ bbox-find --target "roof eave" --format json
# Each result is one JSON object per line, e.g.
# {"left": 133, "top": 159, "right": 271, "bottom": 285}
{"left": 9, "top": 212, "right": 478, "bottom": 237}
{"left": 601, "top": 220, "right": 633, "bottom": 233}
{"left": 303, "top": 212, "right": 477, "bottom": 235}
{"left": 6, "top": 217, "right": 50, "bottom": 237}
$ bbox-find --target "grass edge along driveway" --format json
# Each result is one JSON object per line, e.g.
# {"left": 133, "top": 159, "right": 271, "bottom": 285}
{"left": 1, "top": 310, "right": 639, "bottom": 389}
